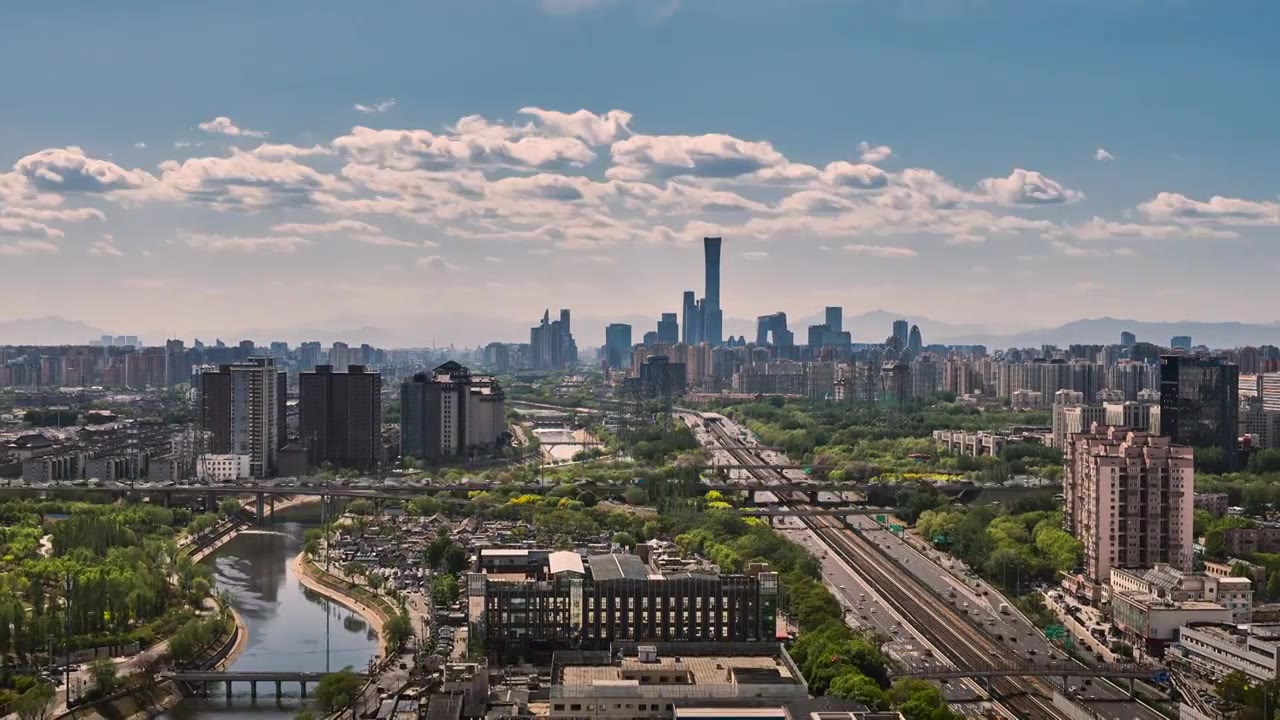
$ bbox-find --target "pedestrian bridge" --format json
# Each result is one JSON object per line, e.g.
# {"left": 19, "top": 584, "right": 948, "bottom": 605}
{"left": 163, "top": 670, "right": 367, "bottom": 699}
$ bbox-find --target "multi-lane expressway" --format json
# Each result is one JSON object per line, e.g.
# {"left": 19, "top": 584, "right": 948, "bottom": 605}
{"left": 685, "top": 410, "right": 1169, "bottom": 720}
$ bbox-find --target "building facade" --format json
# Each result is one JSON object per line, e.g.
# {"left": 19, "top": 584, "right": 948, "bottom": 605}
{"left": 199, "top": 357, "right": 286, "bottom": 478}
{"left": 1062, "top": 427, "right": 1194, "bottom": 585}
{"left": 401, "top": 361, "right": 506, "bottom": 460}
{"left": 1159, "top": 355, "right": 1239, "bottom": 464}
{"left": 298, "top": 364, "right": 383, "bottom": 471}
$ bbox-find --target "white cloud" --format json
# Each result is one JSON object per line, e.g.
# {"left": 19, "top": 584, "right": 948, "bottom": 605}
{"left": 0, "top": 239, "right": 59, "bottom": 256}
{"left": 946, "top": 233, "right": 985, "bottom": 245}
{"left": 1059, "top": 216, "right": 1239, "bottom": 241}
{"left": 484, "top": 256, "right": 504, "bottom": 263}
{"left": 197, "top": 116, "right": 266, "bottom": 138}
{"left": 741, "top": 251, "right": 769, "bottom": 261}
{"left": 978, "top": 168, "right": 1083, "bottom": 205}
{"left": 1137, "top": 192, "right": 1280, "bottom": 226}
{"left": 134, "top": 142, "right": 147, "bottom": 150}
{"left": 0, "top": 217, "right": 63, "bottom": 239}
{"left": 857, "top": 141, "right": 893, "bottom": 164}
{"left": 138, "top": 151, "right": 347, "bottom": 209}
{"left": 14, "top": 146, "right": 155, "bottom": 193}
{"left": 416, "top": 255, "right": 461, "bottom": 272}
{"left": 971, "top": 264, "right": 991, "bottom": 274}
{"left": 843, "top": 243, "right": 917, "bottom": 258}
{"left": 1095, "top": 147, "right": 1114, "bottom": 162}
{"left": 2, "top": 206, "right": 105, "bottom": 223}
{"left": 354, "top": 98, "right": 397, "bottom": 114}
{"left": 183, "top": 232, "right": 311, "bottom": 254}
{"left": 250, "top": 142, "right": 336, "bottom": 160}
{"left": 608, "top": 133, "right": 787, "bottom": 180}
{"left": 518, "top": 107, "right": 632, "bottom": 145}
{"left": 271, "top": 220, "right": 383, "bottom": 235}
{"left": 88, "top": 235, "right": 124, "bottom": 257}
{"left": 821, "top": 161, "right": 889, "bottom": 189}
{"left": 334, "top": 125, "right": 594, "bottom": 171}
{"left": 1050, "top": 240, "right": 1109, "bottom": 257}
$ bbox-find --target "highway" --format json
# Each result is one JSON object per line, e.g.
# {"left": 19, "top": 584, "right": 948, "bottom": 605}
{"left": 686, "top": 411, "right": 1169, "bottom": 720}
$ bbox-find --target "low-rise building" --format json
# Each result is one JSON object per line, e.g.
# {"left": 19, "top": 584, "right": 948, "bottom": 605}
{"left": 1193, "top": 493, "right": 1230, "bottom": 517}
{"left": 1110, "top": 594, "right": 1232, "bottom": 655}
{"left": 1223, "top": 526, "right": 1280, "bottom": 556}
{"left": 22, "top": 452, "right": 87, "bottom": 483}
{"left": 548, "top": 643, "right": 808, "bottom": 720}
{"left": 1170, "top": 623, "right": 1280, "bottom": 683}
{"left": 1111, "top": 565, "right": 1252, "bottom": 623}
{"left": 195, "top": 454, "right": 252, "bottom": 482}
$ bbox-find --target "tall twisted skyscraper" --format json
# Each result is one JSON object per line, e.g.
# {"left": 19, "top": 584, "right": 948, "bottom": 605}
{"left": 703, "top": 237, "right": 723, "bottom": 346}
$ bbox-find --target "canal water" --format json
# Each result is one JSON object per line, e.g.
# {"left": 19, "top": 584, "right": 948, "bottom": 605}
{"left": 162, "top": 514, "right": 379, "bottom": 719}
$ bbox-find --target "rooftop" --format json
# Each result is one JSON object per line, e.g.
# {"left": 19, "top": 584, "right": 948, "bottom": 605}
{"left": 558, "top": 655, "right": 797, "bottom": 688}
{"left": 587, "top": 553, "right": 649, "bottom": 581}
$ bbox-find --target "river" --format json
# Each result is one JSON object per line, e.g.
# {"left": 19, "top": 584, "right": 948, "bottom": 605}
{"left": 162, "top": 514, "right": 379, "bottom": 719}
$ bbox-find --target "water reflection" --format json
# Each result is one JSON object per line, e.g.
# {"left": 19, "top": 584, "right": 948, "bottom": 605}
{"left": 161, "top": 521, "right": 378, "bottom": 720}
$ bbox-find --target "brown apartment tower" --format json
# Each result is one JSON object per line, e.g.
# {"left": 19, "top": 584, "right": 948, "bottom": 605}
{"left": 199, "top": 357, "right": 288, "bottom": 479}
{"left": 298, "top": 364, "right": 383, "bottom": 471}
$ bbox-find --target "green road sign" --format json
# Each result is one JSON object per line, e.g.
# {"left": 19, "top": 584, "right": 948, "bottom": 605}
{"left": 875, "top": 514, "right": 887, "bottom": 523}
{"left": 803, "top": 467, "right": 812, "bottom": 475}
{"left": 1044, "top": 624, "right": 1066, "bottom": 640}
{"left": 890, "top": 524, "right": 904, "bottom": 534}
{"left": 933, "top": 535, "right": 948, "bottom": 544}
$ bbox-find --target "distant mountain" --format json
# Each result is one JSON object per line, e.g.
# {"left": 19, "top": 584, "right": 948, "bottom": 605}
{"left": 938, "top": 317, "right": 1280, "bottom": 349}
{"left": 0, "top": 316, "right": 109, "bottom": 345}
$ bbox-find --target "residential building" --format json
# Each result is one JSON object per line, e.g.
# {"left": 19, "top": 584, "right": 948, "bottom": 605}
{"left": 1052, "top": 404, "right": 1107, "bottom": 449}
{"left": 401, "top": 361, "right": 507, "bottom": 460}
{"left": 933, "top": 430, "right": 1011, "bottom": 457}
{"left": 1159, "top": 355, "right": 1239, "bottom": 465}
{"left": 628, "top": 355, "right": 687, "bottom": 400}
{"left": 1193, "top": 492, "right": 1230, "bottom": 516}
{"left": 1104, "top": 400, "right": 1157, "bottom": 432}
{"left": 195, "top": 454, "right": 252, "bottom": 482}
{"left": 298, "top": 364, "right": 383, "bottom": 471}
{"left": 1222, "top": 526, "right": 1280, "bottom": 556}
{"left": 199, "top": 358, "right": 286, "bottom": 478}
{"left": 1062, "top": 427, "right": 1194, "bottom": 588}
{"left": 1262, "top": 372, "right": 1280, "bottom": 412}
{"left": 1239, "top": 401, "right": 1280, "bottom": 449}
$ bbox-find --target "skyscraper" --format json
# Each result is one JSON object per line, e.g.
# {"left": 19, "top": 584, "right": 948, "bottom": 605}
{"left": 299, "top": 364, "right": 382, "bottom": 471}
{"left": 530, "top": 309, "right": 578, "bottom": 370}
{"left": 703, "top": 237, "right": 723, "bottom": 346}
{"left": 604, "top": 323, "right": 633, "bottom": 369}
{"left": 1159, "top": 355, "right": 1239, "bottom": 463}
{"left": 756, "top": 312, "right": 793, "bottom": 346}
{"left": 657, "top": 313, "right": 679, "bottom": 344}
{"left": 1120, "top": 331, "right": 1137, "bottom": 348}
{"left": 824, "top": 306, "right": 842, "bottom": 335}
{"left": 1170, "top": 336, "right": 1193, "bottom": 351}
{"left": 199, "top": 357, "right": 286, "bottom": 478}
{"left": 681, "top": 290, "right": 700, "bottom": 345}
{"left": 908, "top": 325, "right": 923, "bottom": 354}
{"left": 892, "top": 320, "right": 909, "bottom": 348}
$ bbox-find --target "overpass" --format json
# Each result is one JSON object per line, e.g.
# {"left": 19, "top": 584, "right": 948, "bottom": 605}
{"left": 899, "top": 660, "right": 1165, "bottom": 697}
{"left": 163, "top": 670, "right": 365, "bottom": 699}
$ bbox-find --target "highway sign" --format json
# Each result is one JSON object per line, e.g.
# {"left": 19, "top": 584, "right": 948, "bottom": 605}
{"left": 932, "top": 535, "right": 948, "bottom": 545}
{"left": 1044, "top": 624, "right": 1066, "bottom": 639}
{"left": 889, "top": 524, "right": 904, "bottom": 534}
{"left": 875, "top": 514, "right": 887, "bottom": 523}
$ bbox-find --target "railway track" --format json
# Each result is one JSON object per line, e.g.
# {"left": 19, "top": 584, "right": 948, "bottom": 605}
{"left": 701, "top": 417, "right": 1068, "bottom": 720}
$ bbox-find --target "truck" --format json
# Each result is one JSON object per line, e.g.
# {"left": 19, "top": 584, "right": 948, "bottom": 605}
{"left": 998, "top": 602, "right": 1010, "bottom": 615}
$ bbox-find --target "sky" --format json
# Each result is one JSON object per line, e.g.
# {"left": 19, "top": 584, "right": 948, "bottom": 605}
{"left": 1, "top": 0, "right": 1278, "bottom": 346}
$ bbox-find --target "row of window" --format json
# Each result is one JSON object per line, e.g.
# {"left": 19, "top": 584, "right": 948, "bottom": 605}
{"left": 553, "top": 703, "right": 675, "bottom": 713}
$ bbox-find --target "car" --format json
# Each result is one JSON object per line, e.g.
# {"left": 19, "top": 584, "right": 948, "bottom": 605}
{"left": 1027, "top": 648, "right": 1037, "bottom": 655}
{"left": 838, "top": 584, "right": 846, "bottom": 590}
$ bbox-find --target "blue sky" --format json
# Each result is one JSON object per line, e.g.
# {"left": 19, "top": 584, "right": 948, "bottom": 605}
{"left": 1, "top": 0, "right": 1277, "bottom": 345}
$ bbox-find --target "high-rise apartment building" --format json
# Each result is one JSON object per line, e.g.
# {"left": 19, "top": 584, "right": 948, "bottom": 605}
{"left": 298, "top": 364, "right": 382, "bottom": 471}
{"left": 530, "top": 309, "right": 578, "bottom": 370}
{"left": 656, "top": 313, "right": 679, "bottom": 344}
{"left": 1063, "top": 426, "right": 1194, "bottom": 586}
{"left": 1159, "top": 355, "right": 1239, "bottom": 463}
{"left": 199, "top": 358, "right": 287, "bottom": 479}
{"left": 1170, "top": 336, "right": 1193, "bottom": 351}
{"left": 401, "top": 361, "right": 506, "bottom": 460}
{"left": 604, "top": 323, "right": 633, "bottom": 369}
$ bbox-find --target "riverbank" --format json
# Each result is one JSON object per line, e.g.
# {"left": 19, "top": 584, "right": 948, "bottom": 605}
{"left": 291, "top": 552, "right": 388, "bottom": 660}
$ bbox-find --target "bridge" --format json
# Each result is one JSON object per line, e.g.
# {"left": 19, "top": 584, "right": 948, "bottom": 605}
{"left": 163, "top": 670, "right": 365, "bottom": 700}
{"left": 739, "top": 507, "right": 893, "bottom": 516}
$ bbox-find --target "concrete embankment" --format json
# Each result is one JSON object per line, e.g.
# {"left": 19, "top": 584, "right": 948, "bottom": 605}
{"left": 291, "top": 552, "right": 389, "bottom": 654}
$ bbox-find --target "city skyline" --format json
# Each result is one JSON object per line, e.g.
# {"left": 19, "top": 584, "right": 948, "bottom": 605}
{"left": 3, "top": 2, "right": 1279, "bottom": 343}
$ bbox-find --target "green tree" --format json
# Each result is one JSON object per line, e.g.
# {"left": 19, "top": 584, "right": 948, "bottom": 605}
{"left": 314, "top": 667, "right": 363, "bottom": 712}
{"left": 431, "top": 574, "right": 460, "bottom": 606}
{"left": 611, "top": 532, "right": 637, "bottom": 549}
{"left": 14, "top": 680, "right": 55, "bottom": 720}
{"left": 88, "top": 656, "right": 120, "bottom": 696}
{"left": 443, "top": 544, "right": 468, "bottom": 574}
{"left": 384, "top": 612, "right": 413, "bottom": 653}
